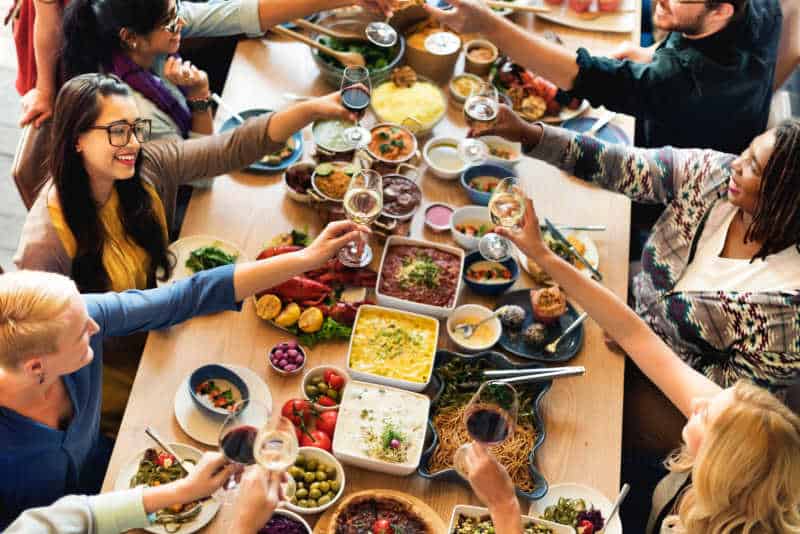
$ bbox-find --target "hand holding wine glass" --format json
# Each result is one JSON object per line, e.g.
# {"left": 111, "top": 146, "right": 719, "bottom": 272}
{"left": 217, "top": 399, "right": 271, "bottom": 498}
{"left": 458, "top": 83, "right": 500, "bottom": 166}
{"left": 340, "top": 66, "right": 372, "bottom": 149}
{"left": 479, "top": 177, "right": 526, "bottom": 262}
{"left": 339, "top": 169, "right": 383, "bottom": 268}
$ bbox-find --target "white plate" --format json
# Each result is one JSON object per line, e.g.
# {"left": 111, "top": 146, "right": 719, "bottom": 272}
{"left": 542, "top": 98, "right": 591, "bottom": 124}
{"left": 490, "top": 0, "right": 532, "bottom": 16}
{"left": 528, "top": 483, "right": 623, "bottom": 534}
{"left": 160, "top": 235, "right": 247, "bottom": 286}
{"left": 449, "top": 505, "right": 573, "bottom": 534}
{"left": 534, "top": 0, "right": 637, "bottom": 34}
{"left": 114, "top": 443, "right": 219, "bottom": 534}
{"left": 174, "top": 365, "right": 272, "bottom": 446}
{"left": 518, "top": 230, "right": 599, "bottom": 281}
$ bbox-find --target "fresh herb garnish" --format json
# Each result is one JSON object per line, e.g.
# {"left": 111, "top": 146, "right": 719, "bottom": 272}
{"left": 399, "top": 253, "right": 441, "bottom": 289}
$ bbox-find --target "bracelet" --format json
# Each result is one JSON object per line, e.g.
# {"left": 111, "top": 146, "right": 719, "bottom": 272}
{"left": 187, "top": 95, "right": 212, "bottom": 113}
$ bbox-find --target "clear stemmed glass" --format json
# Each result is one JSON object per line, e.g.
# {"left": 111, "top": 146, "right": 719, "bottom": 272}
{"left": 339, "top": 169, "right": 383, "bottom": 268}
{"left": 479, "top": 177, "right": 526, "bottom": 262}
{"left": 453, "top": 381, "right": 519, "bottom": 478}
{"left": 365, "top": 16, "right": 397, "bottom": 47}
{"left": 340, "top": 66, "right": 372, "bottom": 149}
{"left": 458, "top": 83, "right": 499, "bottom": 166}
{"left": 217, "top": 399, "right": 271, "bottom": 501}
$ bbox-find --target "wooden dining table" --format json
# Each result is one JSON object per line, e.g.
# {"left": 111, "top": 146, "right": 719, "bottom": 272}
{"left": 102, "top": 6, "right": 640, "bottom": 531}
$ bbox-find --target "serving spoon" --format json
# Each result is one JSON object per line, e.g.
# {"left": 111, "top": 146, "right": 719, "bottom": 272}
{"left": 270, "top": 25, "right": 366, "bottom": 67}
{"left": 454, "top": 306, "right": 507, "bottom": 339}
{"left": 290, "top": 18, "right": 369, "bottom": 42}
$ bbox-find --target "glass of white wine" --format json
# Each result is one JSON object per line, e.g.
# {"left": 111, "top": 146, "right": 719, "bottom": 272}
{"left": 339, "top": 169, "right": 383, "bottom": 268}
{"left": 458, "top": 83, "right": 499, "bottom": 166}
{"left": 479, "top": 177, "right": 526, "bottom": 262}
{"left": 253, "top": 415, "right": 298, "bottom": 472}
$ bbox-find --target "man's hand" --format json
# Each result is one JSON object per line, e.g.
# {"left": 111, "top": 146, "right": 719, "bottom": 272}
{"left": 467, "top": 104, "right": 529, "bottom": 143}
{"left": 610, "top": 41, "right": 655, "bottom": 63}
{"left": 19, "top": 88, "right": 55, "bottom": 127}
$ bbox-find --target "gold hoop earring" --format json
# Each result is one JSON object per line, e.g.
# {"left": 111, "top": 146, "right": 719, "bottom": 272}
{"left": 38, "top": 372, "right": 45, "bottom": 385}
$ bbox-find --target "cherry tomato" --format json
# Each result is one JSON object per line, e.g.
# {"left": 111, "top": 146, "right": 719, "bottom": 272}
{"left": 294, "top": 425, "right": 303, "bottom": 442}
{"left": 281, "top": 399, "right": 313, "bottom": 426}
{"left": 569, "top": 0, "right": 591, "bottom": 12}
{"left": 317, "top": 395, "right": 337, "bottom": 407}
{"left": 372, "top": 519, "right": 391, "bottom": 534}
{"left": 317, "top": 410, "right": 338, "bottom": 437}
{"left": 323, "top": 369, "right": 335, "bottom": 384}
{"left": 326, "top": 372, "right": 345, "bottom": 391}
{"left": 300, "top": 429, "right": 332, "bottom": 451}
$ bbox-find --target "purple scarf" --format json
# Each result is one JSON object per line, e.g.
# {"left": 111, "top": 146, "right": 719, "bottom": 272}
{"left": 110, "top": 52, "right": 192, "bottom": 138}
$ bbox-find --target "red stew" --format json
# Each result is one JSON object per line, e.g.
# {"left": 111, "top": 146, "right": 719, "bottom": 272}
{"left": 380, "top": 245, "right": 460, "bottom": 307}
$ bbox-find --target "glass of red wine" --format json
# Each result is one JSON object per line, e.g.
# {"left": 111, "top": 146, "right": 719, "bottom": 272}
{"left": 340, "top": 66, "right": 372, "bottom": 149}
{"left": 453, "top": 381, "right": 518, "bottom": 478}
{"left": 217, "top": 399, "right": 272, "bottom": 502}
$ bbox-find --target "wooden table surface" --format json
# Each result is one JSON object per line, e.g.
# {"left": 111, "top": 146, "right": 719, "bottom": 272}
{"left": 102, "top": 7, "right": 638, "bottom": 531}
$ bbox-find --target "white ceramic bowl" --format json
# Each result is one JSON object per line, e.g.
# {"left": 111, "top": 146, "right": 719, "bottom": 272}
{"left": 450, "top": 205, "right": 492, "bottom": 251}
{"left": 423, "top": 136, "right": 469, "bottom": 180}
{"left": 269, "top": 509, "right": 312, "bottom": 534}
{"left": 479, "top": 135, "right": 523, "bottom": 168}
{"left": 376, "top": 236, "right": 465, "bottom": 319}
{"left": 346, "top": 305, "right": 439, "bottom": 392}
{"left": 301, "top": 365, "right": 350, "bottom": 410}
{"left": 446, "top": 304, "right": 502, "bottom": 353}
{"left": 448, "top": 73, "right": 484, "bottom": 104}
{"left": 449, "top": 505, "right": 573, "bottom": 534}
{"left": 285, "top": 447, "right": 346, "bottom": 516}
{"left": 332, "top": 380, "right": 430, "bottom": 476}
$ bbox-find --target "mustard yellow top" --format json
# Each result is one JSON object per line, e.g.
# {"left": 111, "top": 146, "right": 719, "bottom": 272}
{"left": 47, "top": 183, "right": 168, "bottom": 292}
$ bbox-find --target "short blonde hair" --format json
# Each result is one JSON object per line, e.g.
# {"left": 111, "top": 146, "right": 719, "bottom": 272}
{"left": 0, "top": 271, "right": 77, "bottom": 368}
{"left": 667, "top": 381, "right": 800, "bottom": 533}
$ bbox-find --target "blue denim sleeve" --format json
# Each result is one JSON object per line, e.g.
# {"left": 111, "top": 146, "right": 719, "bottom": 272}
{"left": 85, "top": 264, "right": 241, "bottom": 338}
{"left": 180, "top": 0, "right": 263, "bottom": 39}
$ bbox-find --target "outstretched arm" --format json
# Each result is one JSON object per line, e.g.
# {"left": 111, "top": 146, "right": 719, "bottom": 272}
{"left": 19, "top": 0, "right": 64, "bottom": 127}
{"left": 498, "top": 199, "right": 722, "bottom": 417}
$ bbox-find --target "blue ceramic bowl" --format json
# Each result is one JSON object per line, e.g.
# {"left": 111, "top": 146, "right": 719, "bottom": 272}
{"left": 188, "top": 364, "right": 249, "bottom": 417}
{"left": 462, "top": 251, "right": 519, "bottom": 296}
{"left": 460, "top": 164, "right": 518, "bottom": 206}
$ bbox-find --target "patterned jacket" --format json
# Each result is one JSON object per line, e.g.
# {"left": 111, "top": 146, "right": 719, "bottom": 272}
{"left": 527, "top": 125, "right": 800, "bottom": 391}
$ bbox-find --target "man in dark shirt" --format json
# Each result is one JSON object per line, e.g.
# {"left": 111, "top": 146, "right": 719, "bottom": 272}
{"left": 427, "top": 0, "right": 781, "bottom": 153}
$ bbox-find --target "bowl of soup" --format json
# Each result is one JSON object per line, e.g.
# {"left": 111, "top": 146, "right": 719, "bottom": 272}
{"left": 367, "top": 123, "right": 418, "bottom": 165}
{"left": 446, "top": 304, "right": 502, "bottom": 352}
{"left": 423, "top": 137, "right": 468, "bottom": 179}
{"left": 460, "top": 164, "right": 518, "bottom": 206}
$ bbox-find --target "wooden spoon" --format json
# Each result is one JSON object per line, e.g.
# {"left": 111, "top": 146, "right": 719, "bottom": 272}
{"left": 291, "top": 18, "right": 369, "bottom": 42}
{"left": 485, "top": 1, "right": 551, "bottom": 13}
{"left": 270, "top": 25, "right": 366, "bottom": 67}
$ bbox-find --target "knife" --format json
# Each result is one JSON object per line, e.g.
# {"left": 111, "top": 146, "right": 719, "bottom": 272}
{"left": 585, "top": 111, "right": 618, "bottom": 138}
{"left": 145, "top": 426, "right": 195, "bottom": 475}
{"left": 540, "top": 224, "right": 606, "bottom": 232}
{"left": 544, "top": 218, "right": 603, "bottom": 281}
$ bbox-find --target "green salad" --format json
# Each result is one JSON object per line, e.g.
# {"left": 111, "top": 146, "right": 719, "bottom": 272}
{"left": 317, "top": 36, "right": 398, "bottom": 71}
{"left": 185, "top": 245, "right": 238, "bottom": 273}
{"left": 453, "top": 514, "right": 553, "bottom": 534}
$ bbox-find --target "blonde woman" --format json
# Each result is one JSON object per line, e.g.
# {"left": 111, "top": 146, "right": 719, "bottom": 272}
{"left": 497, "top": 200, "right": 800, "bottom": 533}
{"left": 0, "top": 220, "right": 366, "bottom": 529}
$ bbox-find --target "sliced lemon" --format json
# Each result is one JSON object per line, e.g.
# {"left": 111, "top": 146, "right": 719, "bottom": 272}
{"left": 255, "top": 294, "right": 282, "bottom": 321}
{"left": 274, "top": 302, "right": 301, "bottom": 327}
{"left": 298, "top": 307, "right": 324, "bottom": 333}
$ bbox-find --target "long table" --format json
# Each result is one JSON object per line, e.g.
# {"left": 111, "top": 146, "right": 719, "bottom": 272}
{"left": 102, "top": 8, "right": 638, "bottom": 530}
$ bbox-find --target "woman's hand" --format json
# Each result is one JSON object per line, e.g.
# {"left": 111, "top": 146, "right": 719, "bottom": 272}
{"left": 164, "top": 57, "right": 210, "bottom": 99}
{"left": 19, "top": 88, "right": 55, "bottom": 127}
{"left": 230, "top": 466, "right": 284, "bottom": 534}
{"left": 302, "top": 220, "right": 371, "bottom": 269}
{"left": 304, "top": 90, "right": 360, "bottom": 123}
{"left": 424, "top": 0, "right": 494, "bottom": 34}
{"left": 495, "top": 198, "right": 550, "bottom": 261}
{"left": 466, "top": 104, "right": 530, "bottom": 143}
{"left": 173, "top": 452, "right": 241, "bottom": 503}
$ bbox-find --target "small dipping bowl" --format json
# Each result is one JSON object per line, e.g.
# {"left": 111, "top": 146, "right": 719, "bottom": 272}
{"left": 268, "top": 341, "right": 307, "bottom": 376}
{"left": 464, "top": 39, "right": 499, "bottom": 77}
{"left": 446, "top": 303, "right": 502, "bottom": 353}
{"left": 301, "top": 365, "right": 350, "bottom": 411}
{"left": 425, "top": 203, "right": 455, "bottom": 232}
{"left": 449, "top": 73, "right": 485, "bottom": 105}
{"left": 423, "top": 136, "right": 468, "bottom": 180}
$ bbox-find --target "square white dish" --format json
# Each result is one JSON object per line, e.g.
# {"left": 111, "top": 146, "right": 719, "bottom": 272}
{"left": 375, "top": 236, "right": 465, "bottom": 319}
{"left": 449, "top": 505, "right": 573, "bottom": 534}
{"left": 346, "top": 304, "right": 439, "bottom": 392}
{"left": 332, "top": 380, "right": 430, "bottom": 476}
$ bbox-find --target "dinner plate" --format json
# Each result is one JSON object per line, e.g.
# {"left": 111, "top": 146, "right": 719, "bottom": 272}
{"left": 495, "top": 289, "right": 584, "bottom": 362}
{"left": 518, "top": 230, "right": 600, "bottom": 283}
{"left": 160, "top": 235, "right": 247, "bottom": 287}
{"left": 174, "top": 364, "right": 272, "bottom": 446}
{"left": 562, "top": 116, "right": 632, "bottom": 145}
{"left": 533, "top": 0, "right": 637, "bottom": 34}
{"left": 529, "top": 483, "right": 623, "bottom": 534}
{"left": 219, "top": 108, "right": 304, "bottom": 172}
{"left": 114, "top": 442, "right": 220, "bottom": 534}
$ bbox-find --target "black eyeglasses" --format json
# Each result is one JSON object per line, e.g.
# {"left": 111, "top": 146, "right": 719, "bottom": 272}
{"left": 87, "top": 119, "right": 152, "bottom": 147}
{"left": 161, "top": 0, "right": 183, "bottom": 33}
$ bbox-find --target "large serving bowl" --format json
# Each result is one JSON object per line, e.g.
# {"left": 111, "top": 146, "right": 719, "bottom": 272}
{"left": 365, "top": 123, "right": 419, "bottom": 166}
{"left": 370, "top": 76, "right": 448, "bottom": 137}
{"left": 311, "top": 19, "right": 405, "bottom": 87}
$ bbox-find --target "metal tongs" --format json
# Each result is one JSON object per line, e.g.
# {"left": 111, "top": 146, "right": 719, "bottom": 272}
{"left": 483, "top": 366, "right": 586, "bottom": 384}
{"left": 544, "top": 218, "right": 603, "bottom": 281}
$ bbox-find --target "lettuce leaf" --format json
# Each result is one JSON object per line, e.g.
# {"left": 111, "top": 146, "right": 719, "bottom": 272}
{"left": 296, "top": 317, "right": 352, "bottom": 347}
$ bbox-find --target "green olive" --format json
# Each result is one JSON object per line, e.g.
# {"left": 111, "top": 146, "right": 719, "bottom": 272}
{"left": 306, "top": 499, "right": 317, "bottom": 508}
{"left": 309, "top": 488, "right": 322, "bottom": 499}
{"left": 304, "top": 384, "right": 319, "bottom": 397}
{"left": 329, "top": 480, "right": 340, "bottom": 492}
{"left": 295, "top": 488, "right": 309, "bottom": 499}
{"left": 303, "top": 472, "right": 316, "bottom": 484}
{"left": 324, "top": 465, "right": 337, "bottom": 477}
{"left": 294, "top": 455, "right": 306, "bottom": 467}
{"left": 319, "top": 481, "right": 330, "bottom": 493}
{"left": 310, "top": 482, "right": 321, "bottom": 491}
{"left": 290, "top": 496, "right": 298, "bottom": 505}
{"left": 315, "top": 470, "right": 327, "bottom": 481}
{"left": 288, "top": 466, "right": 303, "bottom": 479}
{"left": 317, "top": 383, "right": 329, "bottom": 394}
{"left": 326, "top": 389, "right": 338, "bottom": 401}
{"left": 298, "top": 499, "right": 309, "bottom": 507}
{"left": 305, "top": 459, "right": 318, "bottom": 471}
{"left": 317, "top": 495, "right": 332, "bottom": 506}
{"left": 296, "top": 481, "right": 305, "bottom": 490}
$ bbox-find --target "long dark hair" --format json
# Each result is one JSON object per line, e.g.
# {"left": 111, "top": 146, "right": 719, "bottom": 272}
{"left": 61, "top": 0, "right": 170, "bottom": 80}
{"left": 49, "top": 73, "right": 172, "bottom": 292}
{"left": 745, "top": 119, "right": 800, "bottom": 261}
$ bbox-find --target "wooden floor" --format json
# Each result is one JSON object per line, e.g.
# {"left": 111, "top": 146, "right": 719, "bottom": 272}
{"left": 0, "top": 0, "right": 26, "bottom": 271}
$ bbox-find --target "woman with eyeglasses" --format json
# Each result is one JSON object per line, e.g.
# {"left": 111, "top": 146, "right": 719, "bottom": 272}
{"left": 49, "top": 0, "right": 390, "bottom": 138}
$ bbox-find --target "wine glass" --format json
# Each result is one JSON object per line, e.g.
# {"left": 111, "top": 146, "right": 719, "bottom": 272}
{"left": 453, "top": 381, "right": 519, "bottom": 478}
{"left": 479, "top": 177, "right": 526, "bottom": 262}
{"left": 340, "top": 66, "right": 372, "bottom": 149}
{"left": 217, "top": 399, "right": 271, "bottom": 499}
{"left": 339, "top": 169, "right": 383, "bottom": 268}
{"left": 458, "top": 83, "right": 499, "bottom": 166}
{"left": 253, "top": 415, "right": 299, "bottom": 472}
{"left": 365, "top": 16, "right": 397, "bottom": 47}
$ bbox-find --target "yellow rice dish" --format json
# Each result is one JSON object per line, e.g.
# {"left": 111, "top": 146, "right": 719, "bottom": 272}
{"left": 348, "top": 307, "right": 437, "bottom": 384}
{"left": 371, "top": 80, "right": 446, "bottom": 130}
